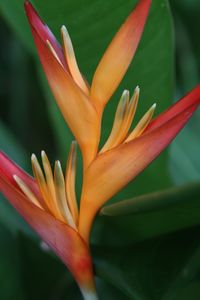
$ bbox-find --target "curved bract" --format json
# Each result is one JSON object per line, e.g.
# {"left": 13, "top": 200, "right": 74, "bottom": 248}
{"left": 0, "top": 152, "right": 97, "bottom": 299}
{"left": 79, "top": 86, "right": 200, "bottom": 242}
{"left": 91, "top": 0, "right": 152, "bottom": 113}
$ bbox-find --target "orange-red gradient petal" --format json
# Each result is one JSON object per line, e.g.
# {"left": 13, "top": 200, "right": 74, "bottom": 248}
{"left": 79, "top": 98, "right": 199, "bottom": 242}
{"left": 0, "top": 151, "right": 40, "bottom": 197}
{"left": 91, "top": 0, "right": 151, "bottom": 112}
{"left": 0, "top": 174, "right": 96, "bottom": 295}
{"left": 30, "top": 26, "right": 100, "bottom": 167}
{"left": 146, "top": 85, "right": 200, "bottom": 133}
{"left": 25, "top": 1, "right": 67, "bottom": 68}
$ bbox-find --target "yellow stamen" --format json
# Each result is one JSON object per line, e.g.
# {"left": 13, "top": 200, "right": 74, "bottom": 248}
{"left": 31, "top": 154, "right": 55, "bottom": 213}
{"left": 13, "top": 175, "right": 43, "bottom": 209}
{"left": 110, "top": 86, "right": 139, "bottom": 147}
{"left": 125, "top": 103, "right": 156, "bottom": 142}
{"left": 122, "top": 86, "right": 140, "bottom": 133}
{"left": 54, "top": 161, "right": 77, "bottom": 230}
{"left": 65, "top": 141, "right": 79, "bottom": 226}
{"left": 61, "top": 25, "right": 89, "bottom": 95}
{"left": 100, "top": 90, "right": 129, "bottom": 153}
{"left": 46, "top": 40, "right": 63, "bottom": 67}
{"left": 41, "top": 151, "right": 66, "bottom": 222}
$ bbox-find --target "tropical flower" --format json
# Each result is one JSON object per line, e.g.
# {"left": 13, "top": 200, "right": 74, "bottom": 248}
{"left": 24, "top": 0, "right": 152, "bottom": 170}
{"left": 0, "top": 0, "right": 200, "bottom": 299}
{"left": 0, "top": 149, "right": 97, "bottom": 300}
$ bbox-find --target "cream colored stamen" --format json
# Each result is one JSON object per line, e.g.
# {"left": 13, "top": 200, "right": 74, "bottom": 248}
{"left": 41, "top": 151, "right": 66, "bottom": 222}
{"left": 46, "top": 40, "right": 64, "bottom": 67}
{"left": 65, "top": 141, "right": 79, "bottom": 226}
{"left": 15, "top": 150, "right": 79, "bottom": 230}
{"left": 31, "top": 154, "right": 52, "bottom": 208}
{"left": 100, "top": 90, "right": 129, "bottom": 153}
{"left": 54, "top": 160, "right": 77, "bottom": 230}
{"left": 122, "top": 86, "right": 140, "bottom": 132}
{"left": 61, "top": 25, "right": 89, "bottom": 95}
{"left": 125, "top": 103, "right": 156, "bottom": 142}
{"left": 111, "top": 86, "right": 140, "bottom": 147}
{"left": 13, "top": 175, "right": 43, "bottom": 209}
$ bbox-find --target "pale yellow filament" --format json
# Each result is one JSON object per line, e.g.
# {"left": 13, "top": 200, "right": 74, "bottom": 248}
{"left": 41, "top": 151, "right": 67, "bottom": 222}
{"left": 46, "top": 40, "right": 64, "bottom": 67}
{"left": 54, "top": 161, "right": 77, "bottom": 230}
{"left": 13, "top": 175, "right": 43, "bottom": 209}
{"left": 100, "top": 90, "right": 129, "bottom": 153}
{"left": 65, "top": 141, "right": 79, "bottom": 226}
{"left": 125, "top": 103, "right": 156, "bottom": 142}
{"left": 61, "top": 25, "right": 89, "bottom": 95}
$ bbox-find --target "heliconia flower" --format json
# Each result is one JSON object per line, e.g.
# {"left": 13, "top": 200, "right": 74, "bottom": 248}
{"left": 0, "top": 146, "right": 98, "bottom": 300}
{"left": 24, "top": 0, "right": 151, "bottom": 169}
{"left": 79, "top": 85, "right": 200, "bottom": 242}
{"left": 1, "top": 0, "right": 200, "bottom": 298}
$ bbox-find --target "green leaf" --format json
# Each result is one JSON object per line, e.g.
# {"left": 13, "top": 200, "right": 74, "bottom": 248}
{"left": 18, "top": 234, "right": 74, "bottom": 300}
{"left": 0, "top": 0, "right": 174, "bottom": 196}
{"left": 96, "top": 279, "right": 130, "bottom": 300}
{"left": 94, "top": 227, "right": 200, "bottom": 300}
{"left": 0, "top": 121, "right": 27, "bottom": 164}
{"left": 0, "top": 0, "right": 33, "bottom": 51}
{"left": 170, "top": 112, "right": 200, "bottom": 185}
{"left": 170, "top": 0, "right": 200, "bottom": 72}
{"left": 0, "top": 224, "right": 25, "bottom": 300}
{"left": 96, "top": 182, "right": 200, "bottom": 245}
{"left": 5, "top": 223, "right": 200, "bottom": 300}
{"left": 16, "top": 234, "right": 129, "bottom": 300}
{"left": 168, "top": 1, "right": 200, "bottom": 184}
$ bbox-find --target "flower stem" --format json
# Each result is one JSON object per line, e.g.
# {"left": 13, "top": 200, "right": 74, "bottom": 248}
{"left": 80, "top": 287, "right": 99, "bottom": 300}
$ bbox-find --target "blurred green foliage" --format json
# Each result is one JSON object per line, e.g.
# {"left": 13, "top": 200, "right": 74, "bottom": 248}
{"left": 0, "top": 0, "right": 200, "bottom": 299}
{"left": 169, "top": 0, "right": 200, "bottom": 185}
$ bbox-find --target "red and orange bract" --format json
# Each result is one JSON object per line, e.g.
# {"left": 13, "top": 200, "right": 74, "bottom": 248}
{"left": 0, "top": 153, "right": 96, "bottom": 298}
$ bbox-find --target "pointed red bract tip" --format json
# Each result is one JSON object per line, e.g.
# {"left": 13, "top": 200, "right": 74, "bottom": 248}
{"left": 91, "top": 0, "right": 152, "bottom": 111}
{"left": 146, "top": 84, "right": 200, "bottom": 133}
{"left": 24, "top": 0, "right": 66, "bottom": 68}
{"left": 0, "top": 151, "right": 41, "bottom": 200}
{"left": 24, "top": 1, "right": 44, "bottom": 27}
